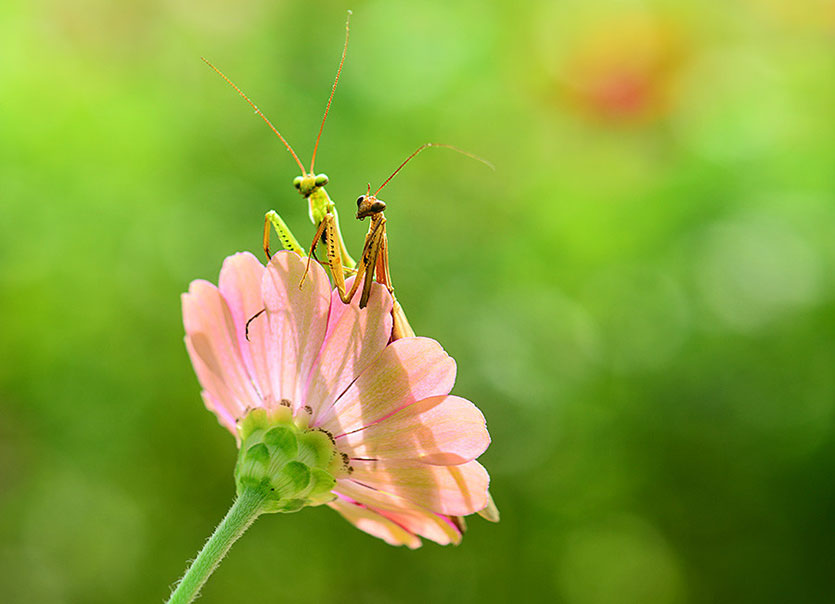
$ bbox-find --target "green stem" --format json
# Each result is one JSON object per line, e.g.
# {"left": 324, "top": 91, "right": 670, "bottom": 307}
{"left": 168, "top": 488, "right": 267, "bottom": 604}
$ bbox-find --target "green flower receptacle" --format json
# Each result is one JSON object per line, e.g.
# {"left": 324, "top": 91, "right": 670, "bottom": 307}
{"left": 234, "top": 407, "right": 340, "bottom": 513}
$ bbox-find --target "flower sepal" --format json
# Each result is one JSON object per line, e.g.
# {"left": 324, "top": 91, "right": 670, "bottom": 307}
{"left": 234, "top": 407, "right": 340, "bottom": 513}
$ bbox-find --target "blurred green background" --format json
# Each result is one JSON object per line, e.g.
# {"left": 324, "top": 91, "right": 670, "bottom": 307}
{"left": 2, "top": 0, "right": 834, "bottom": 601}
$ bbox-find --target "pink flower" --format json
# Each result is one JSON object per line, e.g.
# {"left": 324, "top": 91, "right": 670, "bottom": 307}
{"left": 182, "top": 251, "right": 491, "bottom": 547}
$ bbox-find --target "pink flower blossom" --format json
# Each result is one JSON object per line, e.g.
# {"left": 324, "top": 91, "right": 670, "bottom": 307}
{"left": 182, "top": 251, "right": 491, "bottom": 547}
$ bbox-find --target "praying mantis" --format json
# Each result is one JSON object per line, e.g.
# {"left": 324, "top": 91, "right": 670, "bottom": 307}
{"left": 201, "top": 12, "right": 357, "bottom": 297}
{"left": 344, "top": 143, "right": 493, "bottom": 340}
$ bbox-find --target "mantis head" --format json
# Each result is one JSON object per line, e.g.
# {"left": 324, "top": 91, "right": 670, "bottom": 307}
{"left": 356, "top": 184, "right": 386, "bottom": 220}
{"left": 293, "top": 173, "right": 329, "bottom": 198}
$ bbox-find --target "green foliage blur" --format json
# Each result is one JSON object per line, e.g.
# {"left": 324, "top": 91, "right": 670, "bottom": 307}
{"left": 2, "top": 0, "right": 834, "bottom": 602}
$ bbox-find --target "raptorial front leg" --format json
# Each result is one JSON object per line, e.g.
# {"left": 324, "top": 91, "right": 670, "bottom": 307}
{"left": 303, "top": 213, "right": 363, "bottom": 302}
{"left": 264, "top": 210, "right": 305, "bottom": 261}
{"left": 300, "top": 218, "right": 328, "bottom": 289}
{"left": 358, "top": 219, "right": 386, "bottom": 309}
{"left": 373, "top": 228, "right": 416, "bottom": 339}
{"left": 330, "top": 207, "right": 357, "bottom": 271}
{"left": 334, "top": 218, "right": 382, "bottom": 305}
{"left": 374, "top": 228, "right": 393, "bottom": 294}
{"left": 324, "top": 214, "right": 348, "bottom": 299}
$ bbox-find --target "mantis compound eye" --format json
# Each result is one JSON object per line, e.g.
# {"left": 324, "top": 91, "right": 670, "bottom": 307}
{"left": 314, "top": 173, "right": 329, "bottom": 187}
{"left": 293, "top": 176, "right": 303, "bottom": 189}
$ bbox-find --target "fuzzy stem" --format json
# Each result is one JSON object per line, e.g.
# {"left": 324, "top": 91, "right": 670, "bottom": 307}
{"left": 167, "top": 488, "right": 267, "bottom": 604}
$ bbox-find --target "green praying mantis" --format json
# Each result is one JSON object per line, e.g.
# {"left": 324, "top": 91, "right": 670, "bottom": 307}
{"left": 201, "top": 12, "right": 357, "bottom": 300}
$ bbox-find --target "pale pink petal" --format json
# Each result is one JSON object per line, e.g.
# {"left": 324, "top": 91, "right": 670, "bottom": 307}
{"left": 306, "top": 276, "right": 393, "bottom": 424}
{"left": 375, "top": 507, "right": 462, "bottom": 546}
{"left": 346, "top": 459, "right": 489, "bottom": 516}
{"left": 336, "top": 395, "right": 489, "bottom": 465}
{"left": 317, "top": 338, "right": 456, "bottom": 436}
{"left": 217, "top": 252, "right": 272, "bottom": 403}
{"left": 184, "top": 332, "right": 245, "bottom": 426}
{"left": 332, "top": 480, "right": 467, "bottom": 543}
{"left": 183, "top": 281, "right": 260, "bottom": 421}
{"left": 260, "top": 252, "right": 331, "bottom": 413}
{"left": 200, "top": 390, "right": 238, "bottom": 437}
{"left": 328, "top": 497, "right": 421, "bottom": 549}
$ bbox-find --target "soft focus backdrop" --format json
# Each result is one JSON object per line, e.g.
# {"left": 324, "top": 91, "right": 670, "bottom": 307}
{"left": 2, "top": 0, "right": 834, "bottom": 602}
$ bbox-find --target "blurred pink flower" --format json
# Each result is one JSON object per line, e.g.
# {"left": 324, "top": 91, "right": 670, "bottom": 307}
{"left": 182, "top": 251, "right": 491, "bottom": 547}
{"left": 560, "top": 15, "right": 689, "bottom": 124}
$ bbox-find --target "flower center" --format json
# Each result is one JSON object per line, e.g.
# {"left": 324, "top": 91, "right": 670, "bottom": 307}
{"left": 234, "top": 406, "right": 346, "bottom": 513}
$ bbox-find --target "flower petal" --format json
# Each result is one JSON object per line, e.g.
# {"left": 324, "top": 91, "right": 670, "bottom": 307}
{"left": 337, "top": 459, "right": 489, "bottom": 516}
{"left": 217, "top": 252, "right": 272, "bottom": 403}
{"left": 331, "top": 487, "right": 460, "bottom": 545}
{"left": 200, "top": 390, "right": 238, "bottom": 437}
{"left": 336, "top": 395, "right": 489, "bottom": 465}
{"left": 317, "top": 337, "right": 456, "bottom": 436}
{"left": 184, "top": 336, "right": 239, "bottom": 423}
{"left": 306, "top": 277, "right": 393, "bottom": 423}
{"left": 260, "top": 252, "right": 331, "bottom": 413}
{"left": 375, "top": 507, "right": 462, "bottom": 546}
{"left": 328, "top": 497, "right": 421, "bottom": 549}
{"left": 183, "top": 280, "right": 260, "bottom": 421}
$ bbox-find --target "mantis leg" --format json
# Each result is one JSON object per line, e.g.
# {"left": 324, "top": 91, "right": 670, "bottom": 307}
{"left": 331, "top": 215, "right": 383, "bottom": 305}
{"left": 249, "top": 210, "right": 304, "bottom": 339}
{"left": 374, "top": 229, "right": 392, "bottom": 293}
{"left": 263, "top": 210, "right": 305, "bottom": 261}
{"left": 300, "top": 218, "right": 328, "bottom": 288}
{"left": 299, "top": 214, "right": 352, "bottom": 299}
{"left": 358, "top": 218, "right": 386, "bottom": 308}
{"left": 323, "top": 213, "right": 348, "bottom": 299}
{"left": 330, "top": 208, "right": 357, "bottom": 271}
{"left": 372, "top": 226, "right": 415, "bottom": 339}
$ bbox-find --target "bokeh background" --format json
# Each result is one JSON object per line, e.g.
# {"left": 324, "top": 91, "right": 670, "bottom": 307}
{"left": 2, "top": 0, "right": 834, "bottom": 601}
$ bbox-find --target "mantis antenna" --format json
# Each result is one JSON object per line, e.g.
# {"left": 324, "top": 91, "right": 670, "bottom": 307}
{"left": 374, "top": 142, "right": 495, "bottom": 196}
{"left": 201, "top": 56, "right": 307, "bottom": 175}
{"left": 310, "top": 10, "right": 352, "bottom": 174}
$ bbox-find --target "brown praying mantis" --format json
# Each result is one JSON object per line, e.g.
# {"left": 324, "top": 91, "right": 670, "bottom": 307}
{"left": 343, "top": 143, "right": 493, "bottom": 340}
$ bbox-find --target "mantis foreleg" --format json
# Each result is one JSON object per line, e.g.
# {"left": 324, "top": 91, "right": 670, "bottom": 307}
{"left": 358, "top": 218, "right": 385, "bottom": 308}
{"left": 373, "top": 232, "right": 415, "bottom": 339}
{"left": 298, "top": 213, "right": 356, "bottom": 298}
{"left": 263, "top": 210, "right": 305, "bottom": 260}
{"left": 300, "top": 218, "right": 328, "bottom": 289}
{"left": 339, "top": 214, "right": 385, "bottom": 306}
{"left": 324, "top": 214, "right": 348, "bottom": 298}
